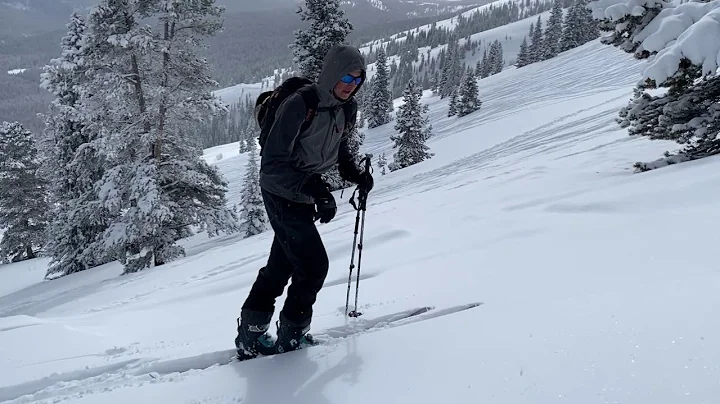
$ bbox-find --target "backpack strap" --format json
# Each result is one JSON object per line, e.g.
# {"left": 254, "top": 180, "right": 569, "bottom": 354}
{"left": 297, "top": 86, "right": 320, "bottom": 134}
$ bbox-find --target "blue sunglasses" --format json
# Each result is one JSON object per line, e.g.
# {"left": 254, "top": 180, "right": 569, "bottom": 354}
{"left": 340, "top": 74, "right": 363, "bottom": 85}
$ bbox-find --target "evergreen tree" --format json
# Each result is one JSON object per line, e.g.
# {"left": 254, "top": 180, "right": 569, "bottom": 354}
{"left": 0, "top": 121, "right": 49, "bottom": 263}
{"left": 239, "top": 136, "right": 267, "bottom": 237}
{"left": 291, "top": 0, "right": 354, "bottom": 81}
{"left": 579, "top": 0, "right": 600, "bottom": 43}
{"left": 560, "top": 2, "right": 583, "bottom": 52}
{"left": 368, "top": 48, "right": 392, "bottom": 128}
{"left": 542, "top": 0, "right": 564, "bottom": 60}
{"left": 392, "top": 79, "right": 433, "bottom": 170}
{"left": 592, "top": 0, "right": 669, "bottom": 55}
{"left": 516, "top": 36, "right": 531, "bottom": 67}
{"left": 456, "top": 72, "right": 482, "bottom": 117}
{"left": 448, "top": 88, "right": 458, "bottom": 117}
{"left": 530, "top": 15, "right": 544, "bottom": 63}
{"left": 377, "top": 152, "right": 387, "bottom": 175}
{"left": 492, "top": 40, "right": 504, "bottom": 74}
{"left": 81, "top": 0, "right": 239, "bottom": 274}
{"left": 480, "top": 47, "right": 492, "bottom": 78}
{"left": 40, "top": 13, "right": 114, "bottom": 277}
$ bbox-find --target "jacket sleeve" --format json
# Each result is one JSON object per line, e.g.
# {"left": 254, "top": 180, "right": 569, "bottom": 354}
{"left": 261, "top": 93, "right": 307, "bottom": 172}
{"left": 337, "top": 105, "right": 363, "bottom": 183}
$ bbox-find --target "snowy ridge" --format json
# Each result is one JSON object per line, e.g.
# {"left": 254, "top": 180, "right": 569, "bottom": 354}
{"left": 2, "top": 40, "right": 719, "bottom": 403}
{"left": 360, "top": 0, "right": 528, "bottom": 50}
{"left": 341, "top": 0, "right": 389, "bottom": 11}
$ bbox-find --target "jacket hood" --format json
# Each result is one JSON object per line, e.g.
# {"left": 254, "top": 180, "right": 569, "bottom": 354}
{"left": 316, "top": 44, "right": 366, "bottom": 107}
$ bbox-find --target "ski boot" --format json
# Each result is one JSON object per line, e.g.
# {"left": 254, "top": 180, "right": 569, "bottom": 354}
{"left": 235, "top": 309, "right": 275, "bottom": 360}
{"left": 275, "top": 313, "right": 317, "bottom": 354}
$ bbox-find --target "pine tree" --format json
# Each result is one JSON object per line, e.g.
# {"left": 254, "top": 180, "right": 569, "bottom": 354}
{"left": 377, "top": 152, "right": 387, "bottom": 175}
{"left": 392, "top": 79, "right": 433, "bottom": 170}
{"left": 479, "top": 48, "right": 490, "bottom": 78}
{"left": 40, "top": 13, "right": 114, "bottom": 277}
{"left": 456, "top": 72, "right": 482, "bottom": 117}
{"left": 290, "top": 0, "right": 354, "bottom": 81}
{"left": 368, "top": 48, "right": 392, "bottom": 128}
{"left": 516, "top": 36, "right": 530, "bottom": 67}
{"left": 530, "top": 15, "right": 544, "bottom": 63}
{"left": 560, "top": 2, "right": 583, "bottom": 52}
{"left": 239, "top": 136, "right": 267, "bottom": 237}
{"left": 492, "top": 40, "right": 504, "bottom": 74}
{"left": 542, "top": 0, "right": 564, "bottom": 60}
{"left": 81, "top": 0, "right": 239, "bottom": 274}
{"left": 0, "top": 122, "right": 49, "bottom": 263}
{"left": 592, "top": 0, "right": 669, "bottom": 55}
{"left": 448, "top": 88, "right": 458, "bottom": 117}
{"left": 579, "top": 0, "right": 600, "bottom": 43}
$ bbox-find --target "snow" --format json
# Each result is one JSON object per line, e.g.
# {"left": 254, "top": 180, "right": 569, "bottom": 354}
{"left": 641, "top": 2, "right": 720, "bottom": 83}
{"left": 6, "top": 68, "right": 27, "bottom": 75}
{"left": 1, "top": 40, "right": 720, "bottom": 403}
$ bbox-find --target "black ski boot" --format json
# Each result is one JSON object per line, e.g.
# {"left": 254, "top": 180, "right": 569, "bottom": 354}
{"left": 235, "top": 309, "right": 274, "bottom": 360}
{"left": 275, "top": 313, "right": 317, "bottom": 354}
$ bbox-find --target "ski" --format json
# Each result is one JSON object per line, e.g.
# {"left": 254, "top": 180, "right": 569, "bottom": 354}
{"left": 231, "top": 303, "right": 481, "bottom": 363}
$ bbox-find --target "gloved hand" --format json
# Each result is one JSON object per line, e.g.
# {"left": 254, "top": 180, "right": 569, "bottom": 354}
{"left": 314, "top": 190, "right": 337, "bottom": 224}
{"left": 357, "top": 171, "right": 374, "bottom": 194}
{"left": 303, "top": 174, "right": 337, "bottom": 223}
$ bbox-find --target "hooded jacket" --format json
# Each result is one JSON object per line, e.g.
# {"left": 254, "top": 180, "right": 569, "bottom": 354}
{"left": 259, "top": 44, "right": 367, "bottom": 205}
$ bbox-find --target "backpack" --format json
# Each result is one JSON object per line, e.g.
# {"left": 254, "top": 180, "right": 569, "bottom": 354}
{"left": 255, "top": 76, "right": 355, "bottom": 150}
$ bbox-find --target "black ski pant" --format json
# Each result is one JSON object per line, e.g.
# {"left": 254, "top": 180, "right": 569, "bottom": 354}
{"left": 242, "top": 188, "right": 329, "bottom": 328}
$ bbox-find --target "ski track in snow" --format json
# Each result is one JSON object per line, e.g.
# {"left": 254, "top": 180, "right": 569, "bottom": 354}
{"left": 0, "top": 304, "right": 481, "bottom": 403}
{"left": 2, "top": 39, "right": 719, "bottom": 404}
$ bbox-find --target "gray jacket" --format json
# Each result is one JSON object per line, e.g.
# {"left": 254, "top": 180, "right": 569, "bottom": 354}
{"left": 259, "top": 45, "right": 366, "bottom": 204}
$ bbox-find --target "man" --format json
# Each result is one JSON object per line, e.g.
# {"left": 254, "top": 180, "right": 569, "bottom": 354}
{"left": 235, "top": 44, "right": 374, "bottom": 359}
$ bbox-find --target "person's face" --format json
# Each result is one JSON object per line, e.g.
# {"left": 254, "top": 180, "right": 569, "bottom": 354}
{"left": 333, "top": 69, "right": 363, "bottom": 100}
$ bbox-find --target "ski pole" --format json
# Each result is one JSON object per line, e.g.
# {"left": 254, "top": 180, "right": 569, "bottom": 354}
{"left": 345, "top": 153, "right": 373, "bottom": 317}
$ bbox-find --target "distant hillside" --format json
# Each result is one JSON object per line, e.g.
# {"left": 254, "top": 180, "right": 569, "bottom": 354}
{"left": 0, "top": 0, "right": 480, "bottom": 134}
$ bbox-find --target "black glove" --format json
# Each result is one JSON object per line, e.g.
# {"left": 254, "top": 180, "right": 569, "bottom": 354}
{"left": 314, "top": 191, "right": 337, "bottom": 224}
{"left": 357, "top": 171, "right": 374, "bottom": 194}
{"left": 302, "top": 174, "right": 337, "bottom": 223}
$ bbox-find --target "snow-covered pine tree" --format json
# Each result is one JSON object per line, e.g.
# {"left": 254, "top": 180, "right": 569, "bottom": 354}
{"left": 290, "top": 0, "right": 354, "bottom": 81}
{"left": 368, "top": 48, "right": 392, "bottom": 128}
{"left": 377, "top": 152, "right": 387, "bottom": 175}
{"left": 479, "top": 48, "right": 490, "bottom": 78}
{"left": 530, "top": 15, "right": 544, "bottom": 63}
{"left": 579, "top": 0, "right": 600, "bottom": 43}
{"left": 587, "top": 0, "right": 671, "bottom": 56}
{"left": 525, "top": 22, "right": 535, "bottom": 63}
{"left": 392, "top": 78, "right": 433, "bottom": 170}
{"left": 456, "top": 71, "right": 482, "bottom": 117}
{"left": 239, "top": 135, "right": 267, "bottom": 238}
{"left": 81, "top": 0, "right": 239, "bottom": 274}
{"left": 592, "top": 0, "right": 720, "bottom": 170}
{"left": 492, "top": 40, "right": 504, "bottom": 74}
{"left": 516, "top": 36, "right": 530, "bottom": 67}
{"left": 40, "top": 12, "right": 115, "bottom": 278}
{"left": 542, "top": 0, "right": 564, "bottom": 60}
{"left": 560, "top": 2, "right": 583, "bottom": 52}
{"left": 0, "top": 121, "right": 49, "bottom": 263}
{"left": 448, "top": 88, "right": 458, "bottom": 117}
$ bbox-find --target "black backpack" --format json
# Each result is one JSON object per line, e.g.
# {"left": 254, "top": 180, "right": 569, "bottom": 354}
{"left": 255, "top": 76, "right": 355, "bottom": 150}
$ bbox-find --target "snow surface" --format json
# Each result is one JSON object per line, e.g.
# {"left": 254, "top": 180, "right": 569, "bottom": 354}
{"left": 6, "top": 69, "right": 27, "bottom": 75}
{"left": 639, "top": 1, "right": 720, "bottom": 83}
{"left": 2, "top": 40, "right": 720, "bottom": 403}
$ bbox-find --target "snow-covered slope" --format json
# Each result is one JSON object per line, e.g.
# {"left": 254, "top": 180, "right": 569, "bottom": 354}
{"left": 2, "top": 40, "right": 719, "bottom": 404}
